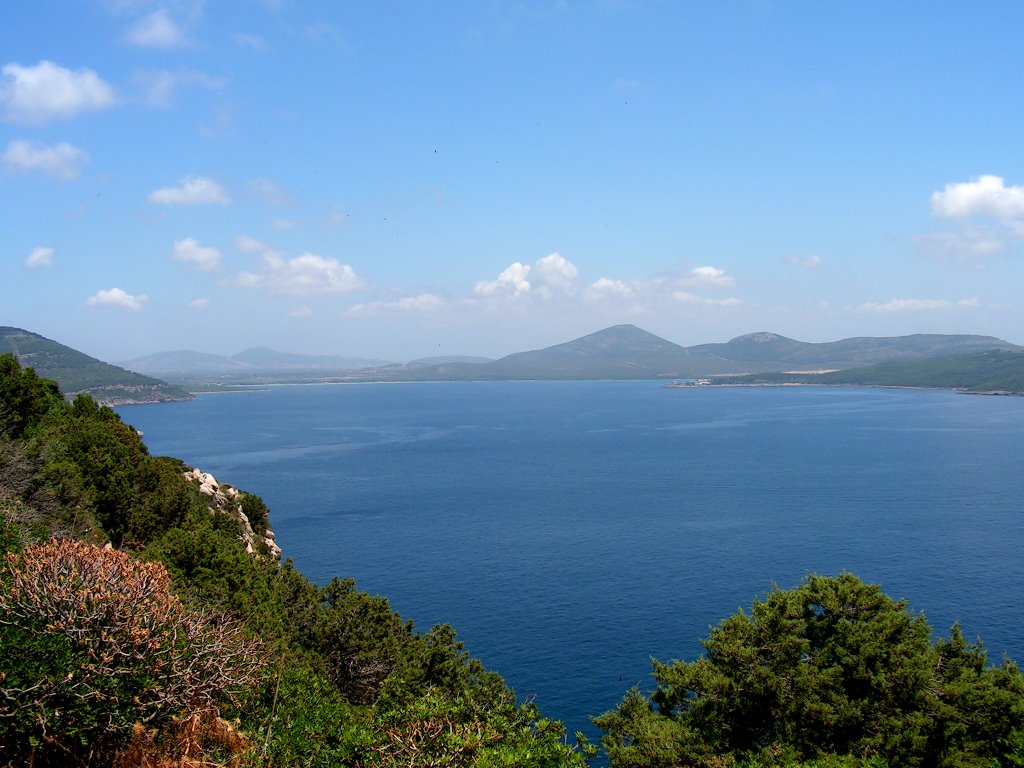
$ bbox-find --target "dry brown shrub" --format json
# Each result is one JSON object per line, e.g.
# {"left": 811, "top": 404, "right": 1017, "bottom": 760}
{"left": 116, "top": 714, "right": 254, "bottom": 768}
{"left": 0, "top": 539, "right": 267, "bottom": 758}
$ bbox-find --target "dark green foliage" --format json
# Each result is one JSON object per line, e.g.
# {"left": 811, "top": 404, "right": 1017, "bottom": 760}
{"left": 0, "top": 355, "right": 587, "bottom": 767}
{"left": 37, "top": 395, "right": 151, "bottom": 544}
{"left": 239, "top": 491, "right": 269, "bottom": 533}
{"left": 595, "top": 574, "right": 1024, "bottom": 767}
{"left": 0, "top": 328, "right": 192, "bottom": 404}
{"left": 817, "top": 349, "right": 1024, "bottom": 393}
{"left": 0, "top": 506, "right": 21, "bottom": 555}
{"left": 243, "top": 659, "right": 371, "bottom": 766}
{"left": 300, "top": 576, "right": 414, "bottom": 705}
{"left": 0, "top": 353, "right": 63, "bottom": 438}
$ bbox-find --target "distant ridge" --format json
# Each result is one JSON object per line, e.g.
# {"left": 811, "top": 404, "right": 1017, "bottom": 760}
{"left": 0, "top": 327, "right": 193, "bottom": 405}
{"left": 114, "top": 324, "right": 1022, "bottom": 386}
{"left": 121, "top": 347, "right": 389, "bottom": 376}
{"left": 398, "top": 325, "right": 1020, "bottom": 382}
{"left": 406, "top": 355, "right": 494, "bottom": 367}
{"left": 714, "top": 349, "right": 1024, "bottom": 394}
{"left": 691, "top": 331, "right": 1019, "bottom": 369}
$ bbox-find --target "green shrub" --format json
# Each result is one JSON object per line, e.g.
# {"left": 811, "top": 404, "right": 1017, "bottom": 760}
{"left": 0, "top": 539, "right": 267, "bottom": 764}
{"left": 596, "top": 573, "right": 1024, "bottom": 768}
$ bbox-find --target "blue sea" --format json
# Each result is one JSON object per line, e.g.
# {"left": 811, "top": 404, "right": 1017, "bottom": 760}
{"left": 118, "top": 382, "right": 1024, "bottom": 746}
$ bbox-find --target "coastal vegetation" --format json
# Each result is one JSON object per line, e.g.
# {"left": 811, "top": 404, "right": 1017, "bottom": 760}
{"left": 0, "top": 328, "right": 192, "bottom": 406}
{"left": 711, "top": 349, "right": 1024, "bottom": 394}
{"left": 3, "top": 353, "right": 1024, "bottom": 766}
{"left": 0, "top": 354, "right": 590, "bottom": 766}
{"left": 595, "top": 574, "right": 1024, "bottom": 767}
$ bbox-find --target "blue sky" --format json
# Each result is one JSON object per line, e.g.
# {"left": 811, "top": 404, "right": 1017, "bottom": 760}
{"left": 3, "top": 1, "right": 1024, "bottom": 363}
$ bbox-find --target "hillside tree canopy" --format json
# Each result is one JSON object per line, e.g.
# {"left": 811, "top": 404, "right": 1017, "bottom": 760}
{"left": 595, "top": 573, "right": 1024, "bottom": 767}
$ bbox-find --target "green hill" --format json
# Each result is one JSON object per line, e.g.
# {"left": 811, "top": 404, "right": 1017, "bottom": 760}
{"left": 819, "top": 348, "right": 1024, "bottom": 392}
{"left": 711, "top": 349, "right": 1024, "bottom": 394}
{"left": 0, "top": 327, "right": 193, "bottom": 405}
{"left": 690, "top": 331, "right": 1020, "bottom": 368}
{"left": 395, "top": 325, "right": 1019, "bottom": 382}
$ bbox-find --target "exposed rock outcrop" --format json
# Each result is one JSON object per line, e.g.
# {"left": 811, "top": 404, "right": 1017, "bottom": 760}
{"left": 182, "top": 467, "right": 282, "bottom": 560}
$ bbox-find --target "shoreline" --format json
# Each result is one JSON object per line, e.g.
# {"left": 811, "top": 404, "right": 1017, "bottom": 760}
{"left": 665, "top": 381, "right": 1023, "bottom": 396}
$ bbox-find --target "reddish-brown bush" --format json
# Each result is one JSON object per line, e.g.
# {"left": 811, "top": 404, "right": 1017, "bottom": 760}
{"left": 0, "top": 539, "right": 266, "bottom": 760}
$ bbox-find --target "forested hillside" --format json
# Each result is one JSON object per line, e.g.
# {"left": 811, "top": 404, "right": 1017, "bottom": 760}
{"left": 0, "top": 327, "right": 192, "bottom": 405}
{"left": 3, "top": 353, "right": 1023, "bottom": 767}
{"left": 0, "top": 354, "right": 590, "bottom": 767}
{"left": 711, "top": 349, "right": 1024, "bottom": 394}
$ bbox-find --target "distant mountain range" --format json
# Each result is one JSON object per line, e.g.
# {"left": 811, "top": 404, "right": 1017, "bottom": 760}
{"left": 393, "top": 325, "right": 1021, "bottom": 382}
{"left": 0, "top": 327, "right": 192, "bottom": 405}
{"left": 120, "top": 347, "right": 389, "bottom": 376}
{"left": 5, "top": 324, "right": 1022, "bottom": 399}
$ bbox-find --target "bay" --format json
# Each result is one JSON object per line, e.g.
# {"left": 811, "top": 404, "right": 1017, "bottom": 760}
{"left": 118, "top": 382, "right": 1024, "bottom": 746}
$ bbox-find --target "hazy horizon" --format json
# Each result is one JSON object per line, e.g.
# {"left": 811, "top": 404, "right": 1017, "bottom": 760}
{"left": 106, "top": 323, "right": 1020, "bottom": 368}
{"left": 4, "top": 3, "right": 1023, "bottom": 362}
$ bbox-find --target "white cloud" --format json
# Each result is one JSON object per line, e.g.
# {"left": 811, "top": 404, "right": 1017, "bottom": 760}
{"left": 532, "top": 252, "right": 579, "bottom": 295}
{"left": 188, "top": 297, "right": 210, "bottom": 309}
{"left": 673, "top": 291, "right": 741, "bottom": 307}
{"left": 393, "top": 294, "right": 445, "bottom": 311}
{"left": 25, "top": 246, "right": 54, "bottom": 269}
{"left": 349, "top": 294, "right": 446, "bottom": 316}
{"left": 475, "top": 262, "right": 532, "bottom": 297}
{"left": 931, "top": 175, "right": 1024, "bottom": 220}
{"left": 173, "top": 237, "right": 221, "bottom": 271}
{"left": 289, "top": 306, "right": 313, "bottom": 318}
{"left": 238, "top": 252, "right": 365, "bottom": 297}
{"left": 788, "top": 254, "right": 822, "bottom": 268}
{"left": 3, "top": 140, "right": 89, "bottom": 180}
{"left": 148, "top": 175, "right": 230, "bottom": 205}
{"left": 585, "top": 277, "right": 633, "bottom": 299}
{"left": 271, "top": 218, "right": 295, "bottom": 230}
{"left": 684, "top": 266, "right": 735, "bottom": 287}
{"left": 134, "top": 68, "right": 226, "bottom": 107}
{"left": 857, "top": 297, "right": 980, "bottom": 313}
{"left": 249, "top": 177, "right": 294, "bottom": 206}
{"left": 125, "top": 9, "right": 186, "bottom": 48}
{"left": 87, "top": 287, "right": 148, "bottom": 311}
{"left": 474, "top": 253, "right": 584, "bottom": 299}
{"left": 919, "top": 175, "right": 1024, "bottom": 260}
{"left": 0, "top": 61, "right": 115, "bottom": 123}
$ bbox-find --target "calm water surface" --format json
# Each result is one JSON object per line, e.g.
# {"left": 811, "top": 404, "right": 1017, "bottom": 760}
{"left": 119, "top": 382, "right": 1024, "bottom": 744}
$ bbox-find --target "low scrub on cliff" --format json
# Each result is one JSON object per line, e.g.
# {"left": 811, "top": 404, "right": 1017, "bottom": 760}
{"left": 5, "top": 353, "right": 1024, "bottom": 768}
{"left": 0, "top": 354, "right": 590, "bottom": 767}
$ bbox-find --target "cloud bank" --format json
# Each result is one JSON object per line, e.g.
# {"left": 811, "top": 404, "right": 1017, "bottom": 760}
{"left": 3, "top": 140, "right": 89, "bottom": 180}
{"left": 931, "top": 175, "right": 1024, "bottom": 220}
{"left": 920, "top": 175, "right": 1024, "bottom": 260}
{"left": 1, "top": 60, "right": 115, "bottom": 123}
{"left": 173, "top": 238, "right": 222, "bottom": 272}
{"left": 87, "top": 288, "right": 148, "bottom": 311}
{"left": 237, "top": 242, "right": 365, "bottom": 297}
{"left": 149, "top": 176, "right": 230, "bottom": 205}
